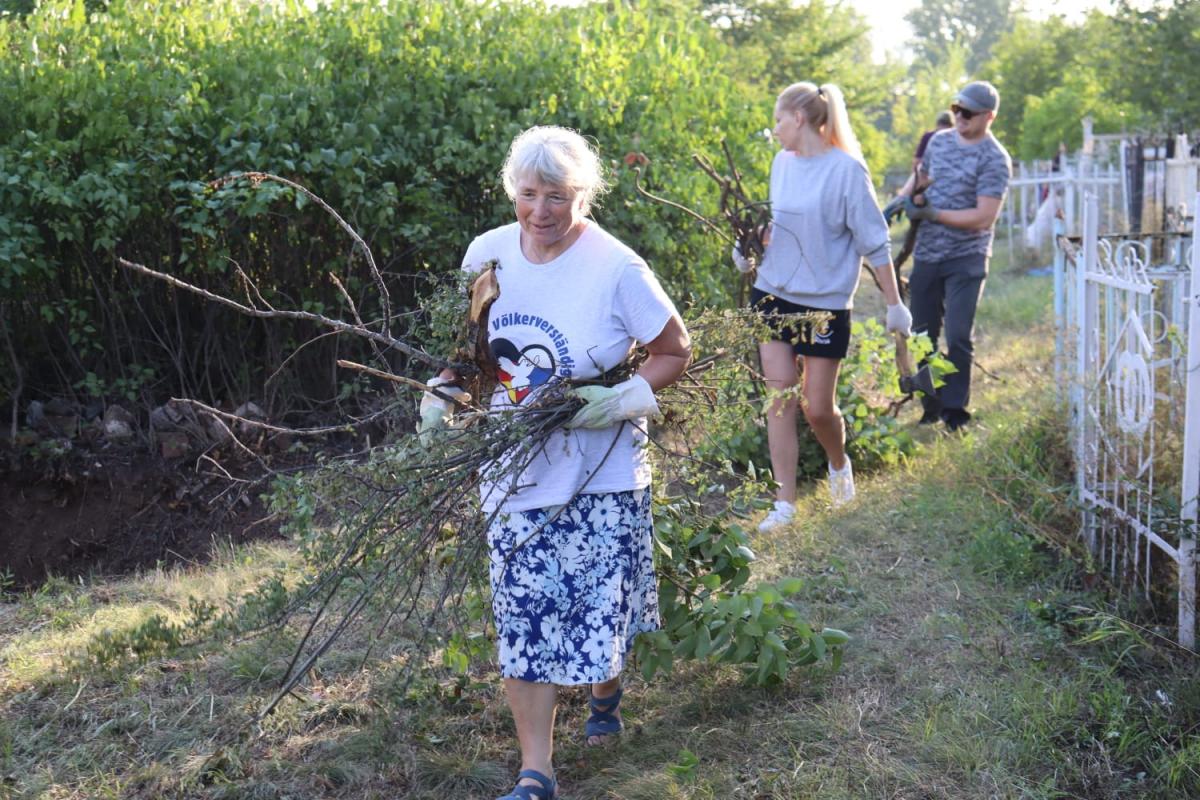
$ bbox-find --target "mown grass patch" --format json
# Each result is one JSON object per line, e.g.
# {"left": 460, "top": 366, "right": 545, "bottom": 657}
{"left": 0, "top": 543, "right": 297, "bottom": 690}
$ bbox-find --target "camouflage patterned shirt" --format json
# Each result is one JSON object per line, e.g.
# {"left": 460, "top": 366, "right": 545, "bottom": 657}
{"left": 915, "top": 129, "right": 1012, "bottom": 263}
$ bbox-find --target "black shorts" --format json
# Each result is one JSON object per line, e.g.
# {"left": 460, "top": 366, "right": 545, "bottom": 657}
{"left": 750, "top": 288, "right": 851, "bottom": 359}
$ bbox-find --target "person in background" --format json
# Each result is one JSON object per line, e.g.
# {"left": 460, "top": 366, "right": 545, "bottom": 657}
{"left": 732, "top": 81, "right": 911, "bottom": 531}
{"left": 887, "top": 80, "right": 1012, "bottom": 432}
{"left": 421, "top": 125, "right": 690, "bottom": 800}
{"left": 913, "top": 110, "right": 953, "bottom": 175}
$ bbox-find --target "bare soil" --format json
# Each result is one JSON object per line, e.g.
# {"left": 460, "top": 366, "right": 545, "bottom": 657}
{"left": 0, "top": 443, "right": 281, "bottom": 589}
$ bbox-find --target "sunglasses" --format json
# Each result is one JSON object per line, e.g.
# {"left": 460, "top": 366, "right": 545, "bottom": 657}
{"left": 951, "top": 105, "right": 978, "bottom": 120}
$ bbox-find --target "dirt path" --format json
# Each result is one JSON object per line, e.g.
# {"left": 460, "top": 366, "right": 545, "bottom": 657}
{"left": 0, "top": 459, "right": 279, "bottom": 587}
{"left": 557, "top": 271, "right": 1086, "bottom": 799}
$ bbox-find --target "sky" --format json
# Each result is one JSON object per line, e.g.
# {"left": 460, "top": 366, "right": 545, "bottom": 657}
{"left": 848, "top": 0, "right": 1119, "bottom": 62}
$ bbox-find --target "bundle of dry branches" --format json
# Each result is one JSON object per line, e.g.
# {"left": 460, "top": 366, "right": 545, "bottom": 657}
{"left": 691, "top": 141, "right": 773, "bottom": 267}
{"left": 632, "top": 140, "right": 772, "bottom": 307}
{"left": 632, "top": 141, "right": 771, "bottom": 258}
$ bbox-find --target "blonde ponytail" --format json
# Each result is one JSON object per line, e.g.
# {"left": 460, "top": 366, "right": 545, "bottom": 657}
{"left": 817, "top": 84, "right": 863, "bottom": 163}
{"left": 776, "top": 81, "right": 864, "bottom": 163}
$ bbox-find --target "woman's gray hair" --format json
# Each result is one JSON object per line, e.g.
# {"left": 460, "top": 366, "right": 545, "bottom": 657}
{"left": 501, "top": 126, "right": 609, "bottom": 213}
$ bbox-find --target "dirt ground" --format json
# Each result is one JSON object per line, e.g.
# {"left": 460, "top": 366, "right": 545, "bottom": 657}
{"left": 0, "top": 444, "right": 281, "bottom": 589}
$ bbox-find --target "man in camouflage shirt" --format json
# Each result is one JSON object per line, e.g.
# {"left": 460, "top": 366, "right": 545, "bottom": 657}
{"left": 893, "top": 80, "right": 1012, "bottom": 431}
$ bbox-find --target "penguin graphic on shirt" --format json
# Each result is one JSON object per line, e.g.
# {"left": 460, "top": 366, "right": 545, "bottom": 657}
{"left": 492, "top": 338, "right": 556, "bottom": 405}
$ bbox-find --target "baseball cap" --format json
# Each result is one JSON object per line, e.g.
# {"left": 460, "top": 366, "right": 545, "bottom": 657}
{"left": 954, "top": 81, "right": 999, "bottom": 113}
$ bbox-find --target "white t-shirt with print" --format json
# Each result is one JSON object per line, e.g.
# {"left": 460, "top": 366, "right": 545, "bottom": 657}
{"left": 461, "top": 221, "right": 677, "bottom": 514}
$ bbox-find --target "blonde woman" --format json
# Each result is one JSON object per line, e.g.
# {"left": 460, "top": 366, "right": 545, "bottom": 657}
{"left": 733, "top": 82, "right": 911, "bottom": 528}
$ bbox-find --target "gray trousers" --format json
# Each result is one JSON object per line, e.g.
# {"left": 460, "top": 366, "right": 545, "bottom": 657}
{"left": 909, "top": 253, "right": 988, "bottom": 411}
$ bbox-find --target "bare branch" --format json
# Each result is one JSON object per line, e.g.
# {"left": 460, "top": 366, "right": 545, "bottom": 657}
{"left": 212, "top": 171, "right": 393, "bottom": 342}
{"left": 336, "top": 360, "right": 474, "bottom": 409}
{"left": 117, "top": 257, "right": 451, "bottom": 371}
{"left": 170, "top": 397, "right": 397, "bottom": 437}
{"left": 0, "top": 303, "right": 21, "bottom": 441}
{"left": 632, "top": 167, "right": 732, "bottom": 242}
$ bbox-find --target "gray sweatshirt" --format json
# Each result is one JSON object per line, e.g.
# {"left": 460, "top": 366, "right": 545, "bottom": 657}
{"left": 754, "top": 147, "right": 891, "bottom": 310}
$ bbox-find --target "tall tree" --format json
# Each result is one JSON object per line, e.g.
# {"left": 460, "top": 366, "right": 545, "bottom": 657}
{"left": 978, "top": 14, "right": 1079, "bottom": 149}
{"left": 905, "top": 0, "right": 1017, "bottom": 74}
{"left": 1097, "top": 0, "right": 1200, "bottom": 131}
{"left": 700, "top": 0, "right": 901, "bottom": 177}
{"left": 974, "top": 1, "right": 1199, "bottom": 159}
{"left": 702, "top": 0, "right": 883, "bottom": 99}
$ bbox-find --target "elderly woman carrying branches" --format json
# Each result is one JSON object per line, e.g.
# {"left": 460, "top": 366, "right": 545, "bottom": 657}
{"left": 420, "top": 126, "right": 691, "bottom": 800}
{"left": 731, "top": 82, "right": 912, "bottom": 528}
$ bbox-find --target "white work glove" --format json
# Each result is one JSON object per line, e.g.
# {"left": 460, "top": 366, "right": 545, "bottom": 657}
{"left": 885, "top": 303, "right": 913, "bottom": 337}
{"left": 566, "top": 374, "right": 660, "bottom": 430}
{"left": 417, "top": 376, "right": 468, "bottom": 446}
{"left": 731, "top": 245, "right": 752, "bottom": 274}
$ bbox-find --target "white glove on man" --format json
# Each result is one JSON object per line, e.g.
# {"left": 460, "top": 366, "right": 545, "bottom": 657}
{"left": 417, "top": 376, "right": 468, "bottom": 445}
{"left": 731, "top": 245, "right": 752, "bottom": 274}
{"left": 566, "top": 374, "right": 660, "bottom": 430}
{"left": 885, "top": 303, "right": 913, "bottom": 337}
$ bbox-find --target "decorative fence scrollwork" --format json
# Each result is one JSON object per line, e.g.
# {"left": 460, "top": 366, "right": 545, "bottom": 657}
{"left": 1058, "top": 192, "right": 1200, "bottom": 648}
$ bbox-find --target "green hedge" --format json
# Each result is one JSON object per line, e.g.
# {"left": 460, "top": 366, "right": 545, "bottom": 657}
{"left": 0, "top": 0, "right": 768, "bottom": 414}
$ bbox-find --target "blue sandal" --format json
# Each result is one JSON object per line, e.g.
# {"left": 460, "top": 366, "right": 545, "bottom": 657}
{"left": 496, "top": 769, "right": 557, "bottom": 800}
{"left": 585, "top": 686, "right": 624, "bottom": 743}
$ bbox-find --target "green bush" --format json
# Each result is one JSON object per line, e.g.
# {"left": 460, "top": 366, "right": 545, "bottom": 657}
{"left": 838, "top": 318, "right": 931, "bottom": 470}
{"left": 0, "top": 0, "right": 767, "bottom": 413}
{"left": 689, "top": 313, "right": 929, "bottom": 485}
{"left": 639, "top": 488, "right": 849, "bottom": 684}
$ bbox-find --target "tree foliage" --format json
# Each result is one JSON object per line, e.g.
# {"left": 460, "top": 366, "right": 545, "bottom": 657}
{"left": 878, "top": 44, "right": 970, "bottom": 185}
{"left": 700, "top": 0, "right": 900, "bottom": 181}
{"left": 0, "top": 0, "right": 765, "bottom": 413}
{"left": 1091, "top": 0, "right": 1200, "bottom": 132}
{"left": 976, "top": 14, "right": 1080, "bottom": 152}
{"left": 703, "top": 0, "right": 873, "bottom": 94}
{"left": 904, "top": 0, "right": 1015, "bottom": 74}
{"left": 974, "top": 0, "right": 1199, "bottom": 161}
{"left": 1018, "top": 73, "right": 1141, "bottom": 162}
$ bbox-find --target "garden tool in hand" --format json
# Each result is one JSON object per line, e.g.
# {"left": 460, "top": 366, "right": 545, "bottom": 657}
{"left": 894, "top": 334, "right": 936, "bottom": 397}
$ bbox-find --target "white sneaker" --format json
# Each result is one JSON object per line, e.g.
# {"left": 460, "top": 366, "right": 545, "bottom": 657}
{"left": 828, "top": 460, "right": 856, "bottom": 508}
{"left": 758, "top": 500, "right": 796, "bottom": 532}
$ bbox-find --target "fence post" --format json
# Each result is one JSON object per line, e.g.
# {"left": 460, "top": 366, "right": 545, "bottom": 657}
{"left": 1179, "top": 192, "right": 1200, "bottom": 649}
{"left": 1065, "top": 165, "right": 1077, "bottom": 236}
{"left": 1077, "top": 193, "right": 1098, "bottom": 554}
{"left": 1053, "top": 215, "right": 1066, "bottom": 391}
{"left": 1113, "top": 140, "right": 1123, "bottom": 231}
{"left": 1006, "top": 172, "right": 1015, "bottom": 264}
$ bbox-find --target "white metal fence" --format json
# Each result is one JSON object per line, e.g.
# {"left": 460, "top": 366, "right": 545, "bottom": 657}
{"left": 1005, "top": 155, "right": 1123, "bottom": 266}
{"left": 1006, "top": 128, "right": 1199, "bottom": 271}
{"left": 1057, "top": 192, "right": 1200, "bottom": 647}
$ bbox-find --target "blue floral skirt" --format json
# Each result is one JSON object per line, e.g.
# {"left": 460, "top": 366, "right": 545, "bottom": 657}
{"left": 487, "top": 488, "right": 660, "bottom": 685}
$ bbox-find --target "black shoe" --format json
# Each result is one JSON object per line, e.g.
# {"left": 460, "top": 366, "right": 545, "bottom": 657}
{"left": 918, "top": 407, "right": 941, "bottom": 425}
{"left": 941, "top": 408, "right": 971, "bottom": 431}
{"left": 918, "top": 398, "right": 942, "bottom": 425}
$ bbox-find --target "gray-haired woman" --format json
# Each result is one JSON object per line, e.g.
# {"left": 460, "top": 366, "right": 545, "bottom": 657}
{"left": 422, "top": 125, "right": 691, "bottom": 800}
